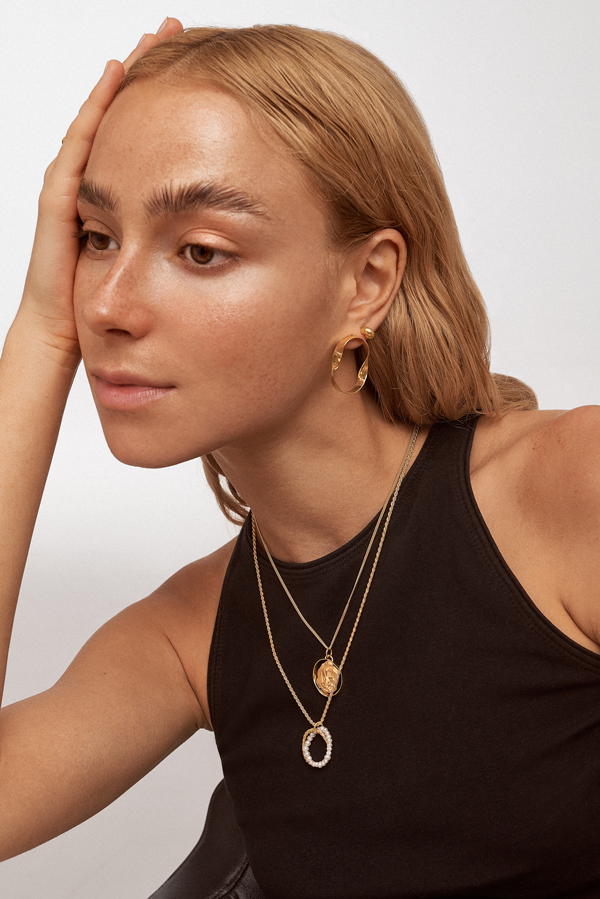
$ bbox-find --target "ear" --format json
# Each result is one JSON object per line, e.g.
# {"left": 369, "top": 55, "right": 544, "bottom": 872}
{"left": 339, "top": 229, "right": 407, "bottom": 342}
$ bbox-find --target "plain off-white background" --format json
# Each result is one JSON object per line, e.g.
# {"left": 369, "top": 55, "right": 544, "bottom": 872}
{"left": 0, "top": 1, "right": 598, "bottom": 896}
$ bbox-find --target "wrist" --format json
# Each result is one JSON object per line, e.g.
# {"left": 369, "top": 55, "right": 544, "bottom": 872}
{"left": 4, "top": 307, "right": 81, "bottom": 376}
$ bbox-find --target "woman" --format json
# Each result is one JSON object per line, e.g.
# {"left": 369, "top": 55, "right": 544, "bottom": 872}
{"left": 1, "top": 16, "right": 599, "bottom": 898}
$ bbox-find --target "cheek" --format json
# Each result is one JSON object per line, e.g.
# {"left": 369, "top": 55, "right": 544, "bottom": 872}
{"left": 79, "top": 252, "right": 339, "bottom": 465}
{"left": 173, "top": 263, "right": 336, "bottom": 405}
{"left": 73, "top": 258, "right": 92, "bottom": 320}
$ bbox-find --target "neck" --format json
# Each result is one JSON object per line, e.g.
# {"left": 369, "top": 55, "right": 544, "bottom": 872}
{"left": 213, "top": 388, "right": 425, "bottom": 563}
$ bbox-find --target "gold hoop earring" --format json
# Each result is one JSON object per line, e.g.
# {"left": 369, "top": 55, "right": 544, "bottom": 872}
{"left": 331, "top": 328, "right": 375, "bottom": 394}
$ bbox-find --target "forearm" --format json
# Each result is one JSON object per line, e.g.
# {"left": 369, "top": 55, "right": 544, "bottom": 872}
{"left": 0, "top": 310, "right": 78, "bottom": 701}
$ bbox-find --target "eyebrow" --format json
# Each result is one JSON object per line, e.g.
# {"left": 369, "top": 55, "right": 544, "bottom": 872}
{"left": 77, "top": 178, "right": 270, "bottom": 222}
{"left": 78, "top": 179, "right": 120, "bottom": 215}
{"left": 144, "top": 181, "right": 270, "bottom": 220}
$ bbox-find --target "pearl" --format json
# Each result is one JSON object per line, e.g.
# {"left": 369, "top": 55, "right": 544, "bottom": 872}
{"left": 302, "top": 725, "right": 332, "bottom": 768}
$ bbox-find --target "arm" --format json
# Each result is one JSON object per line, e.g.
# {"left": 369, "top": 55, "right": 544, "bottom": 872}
{"left": 0, "top": 593, "right": 204, "bottom": 861}
{"left": 0, "top": 20, "right": 207, "bottom": 862}
{"left": 0, "top": 315, "right": 78, "bottom": 701}
{"left": 0, "top": 47, "right": 130, "bottom": 699}
{"left": 0, "top": 20, "right": 184, "bottom": 699}
{"left": 0, "top": 538, "right": 231, "bottom": 862}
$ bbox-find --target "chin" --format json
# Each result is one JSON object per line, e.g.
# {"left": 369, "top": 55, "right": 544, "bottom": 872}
{"left": 109, "top": 441, "right": 198, "bottom": 469}
{"left": 100, "top": 423, "right": 206, "bottom": 469}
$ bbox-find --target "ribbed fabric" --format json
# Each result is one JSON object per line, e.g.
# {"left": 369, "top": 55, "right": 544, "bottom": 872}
{"left": 208, "top": 418, "right": 600, "bottom": 899}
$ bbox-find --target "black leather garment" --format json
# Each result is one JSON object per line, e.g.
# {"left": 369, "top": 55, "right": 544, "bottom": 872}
{"left": 148, "top": 780, "right": 266, "bottom": 899}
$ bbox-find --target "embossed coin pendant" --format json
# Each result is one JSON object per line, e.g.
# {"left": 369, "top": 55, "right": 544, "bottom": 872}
{"left": 313, "top": 658, "right": 343, "bottom": 696}
{"left": 302, "top": 726, "right": 332, "bottom": 768}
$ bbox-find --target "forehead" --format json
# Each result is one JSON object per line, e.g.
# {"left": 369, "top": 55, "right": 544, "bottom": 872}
{"left": 85, "top": 79, "right": 319, "bottom": 222}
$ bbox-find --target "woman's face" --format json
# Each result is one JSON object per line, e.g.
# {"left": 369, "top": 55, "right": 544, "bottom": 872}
{"left": 75, "top": 80, "right": 345, "bottom": 467}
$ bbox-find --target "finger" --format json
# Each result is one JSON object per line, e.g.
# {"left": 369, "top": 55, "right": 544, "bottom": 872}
{"left": 54, "top": 60, "right": 124, "bottom": 179}
{"left": 122, "top": 17, "right": 184, "bottom": 73}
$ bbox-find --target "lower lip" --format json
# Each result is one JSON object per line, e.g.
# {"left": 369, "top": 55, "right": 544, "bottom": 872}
{"left": 93, "top": 377, "right": 175, "bottom": 410}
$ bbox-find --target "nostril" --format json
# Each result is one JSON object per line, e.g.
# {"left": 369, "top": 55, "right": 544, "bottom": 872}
{"left": 79, "top": 290, "right": 154, "bottom": 341}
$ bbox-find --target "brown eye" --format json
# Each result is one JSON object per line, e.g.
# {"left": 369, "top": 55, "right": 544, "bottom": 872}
{"left": 189, "top": 245, "right": 215, "bottom": 265}
{"left": 88, "top": 232, "right": 112, "bottom": 251}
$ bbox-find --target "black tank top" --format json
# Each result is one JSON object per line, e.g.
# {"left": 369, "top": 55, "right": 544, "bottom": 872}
{"left": 208, "top": 418, "right": 600, "bottom": 899}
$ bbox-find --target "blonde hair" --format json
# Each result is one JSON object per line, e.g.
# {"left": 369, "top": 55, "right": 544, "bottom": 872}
{"left": 120, "top": 25, "right": 537, "bottom": 523}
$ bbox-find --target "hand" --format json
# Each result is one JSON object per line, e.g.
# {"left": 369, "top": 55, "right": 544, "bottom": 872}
{"left": 19, "top": 18, "right": 183, "bottom": 363}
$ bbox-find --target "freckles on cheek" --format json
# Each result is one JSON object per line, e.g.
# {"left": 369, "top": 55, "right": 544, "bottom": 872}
{"left": 173, "top": 297, "right": 297, "bottom": 397}
{"left": 72, "top": 254, "right": 105, "bottom": 318}
{"left": 173, "top": 274, "right": 269, "bottom": 340}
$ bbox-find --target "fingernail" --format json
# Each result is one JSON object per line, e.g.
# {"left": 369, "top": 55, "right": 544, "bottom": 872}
{"left": 136, "top": 33, "right": 147, "bottom": 48}
{"left": 157, "top": 17, "right": 169, "bottom": 34}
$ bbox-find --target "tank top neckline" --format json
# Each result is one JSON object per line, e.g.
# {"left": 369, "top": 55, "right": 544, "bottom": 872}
{"left": 244, "top": 419, "right": 444, "bottom": 574}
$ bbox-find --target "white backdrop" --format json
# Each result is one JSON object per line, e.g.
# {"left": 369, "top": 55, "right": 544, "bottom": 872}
{"left": 0, "top": 1, "right": 598, "bottom": 896}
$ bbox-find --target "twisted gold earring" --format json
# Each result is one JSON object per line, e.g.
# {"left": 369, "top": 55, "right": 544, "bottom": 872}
{"left": 331, "top": 327, "right": 375, "bottom": 394}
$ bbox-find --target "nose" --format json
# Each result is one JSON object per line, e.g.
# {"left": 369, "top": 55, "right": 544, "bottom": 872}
{"left": 77, "top": 250, "right": 155, "bottom": 341}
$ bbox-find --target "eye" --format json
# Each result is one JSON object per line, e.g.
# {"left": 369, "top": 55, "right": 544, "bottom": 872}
{"left": 187, "top": 245, "right": 216, "bottom": 265}
{"left": 88, "top": 232, "right": 115, "bottom": 251}
{"left": 181, "top": 244, "right": 236, "bottom": 270}
{"left": 77, "top": 228, "right": 119, "bottom": 253}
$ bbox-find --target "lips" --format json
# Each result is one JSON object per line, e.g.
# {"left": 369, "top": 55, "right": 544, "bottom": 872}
{"left": 89, "top": 368, "right": 175, "bottom": 411}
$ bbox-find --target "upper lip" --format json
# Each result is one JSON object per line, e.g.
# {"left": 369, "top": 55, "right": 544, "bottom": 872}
{"left": 89, "top": 367, "right": 174, "bottom": 388}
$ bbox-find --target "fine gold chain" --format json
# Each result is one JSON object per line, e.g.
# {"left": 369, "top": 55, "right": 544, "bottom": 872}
{"left": 251, "top": 424, "right": 419, "bottom": 767}
{"left": 254, "top": 498, "right": 385, "bottom": 655}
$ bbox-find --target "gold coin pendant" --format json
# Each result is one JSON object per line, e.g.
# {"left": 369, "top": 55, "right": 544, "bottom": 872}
{"left": 313, "top": 658, "right": 343, "bottom": 696}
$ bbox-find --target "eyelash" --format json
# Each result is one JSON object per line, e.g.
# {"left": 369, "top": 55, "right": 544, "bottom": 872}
{"left": 75, "top": 227, "right": 237, "bottom": 271}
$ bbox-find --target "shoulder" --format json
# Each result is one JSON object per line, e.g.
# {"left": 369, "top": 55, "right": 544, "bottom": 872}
{"left": 511, "top": 405, "right": 600, "bottom": 560}
{"left": 121, "top": 535, "right": 239, "bottom": 729}
{"left": 472, "top": 406, "right": 600, "bottom": 643}
{"left": 154, "top": 537, "right": 239, "bottom": 612}
{"left": 472, "top": 405, "right": 600, "bottom": 504}
{"left": 528, "top": 405, "right": 600, "bottom": 505}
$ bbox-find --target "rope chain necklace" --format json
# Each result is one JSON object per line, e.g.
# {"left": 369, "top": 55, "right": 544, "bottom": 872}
{"left": 251, "top": 425, "right": 419, "bottom": 768}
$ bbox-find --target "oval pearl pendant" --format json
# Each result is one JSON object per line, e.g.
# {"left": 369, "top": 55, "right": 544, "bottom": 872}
{"left": 302, "top": 725, "right": 332, "bottom": 768}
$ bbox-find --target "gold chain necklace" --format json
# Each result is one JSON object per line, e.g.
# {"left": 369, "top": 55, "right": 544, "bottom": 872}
{"left": 253, "top": 505, "right": 385, "bottom": 698}
{"left": 251, "top": 425, "right": 419, "bottom": 768}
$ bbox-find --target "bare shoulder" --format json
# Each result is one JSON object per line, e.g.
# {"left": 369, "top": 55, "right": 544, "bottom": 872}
{"left": 151, "top": 537, "right": 237, "bottom": 611}
{"left": 471, "top": 405, "right": 600, "bottom": 646}
{"left": 134, "top": 536, "right": 239, "bottom": 729}
{"left": 472, "top": 405, "right": 600, "bottom": 498}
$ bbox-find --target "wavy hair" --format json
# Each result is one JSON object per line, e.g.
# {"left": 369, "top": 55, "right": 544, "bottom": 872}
{"left": 119, "top": 25, "right": 537, "bottom": 523}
